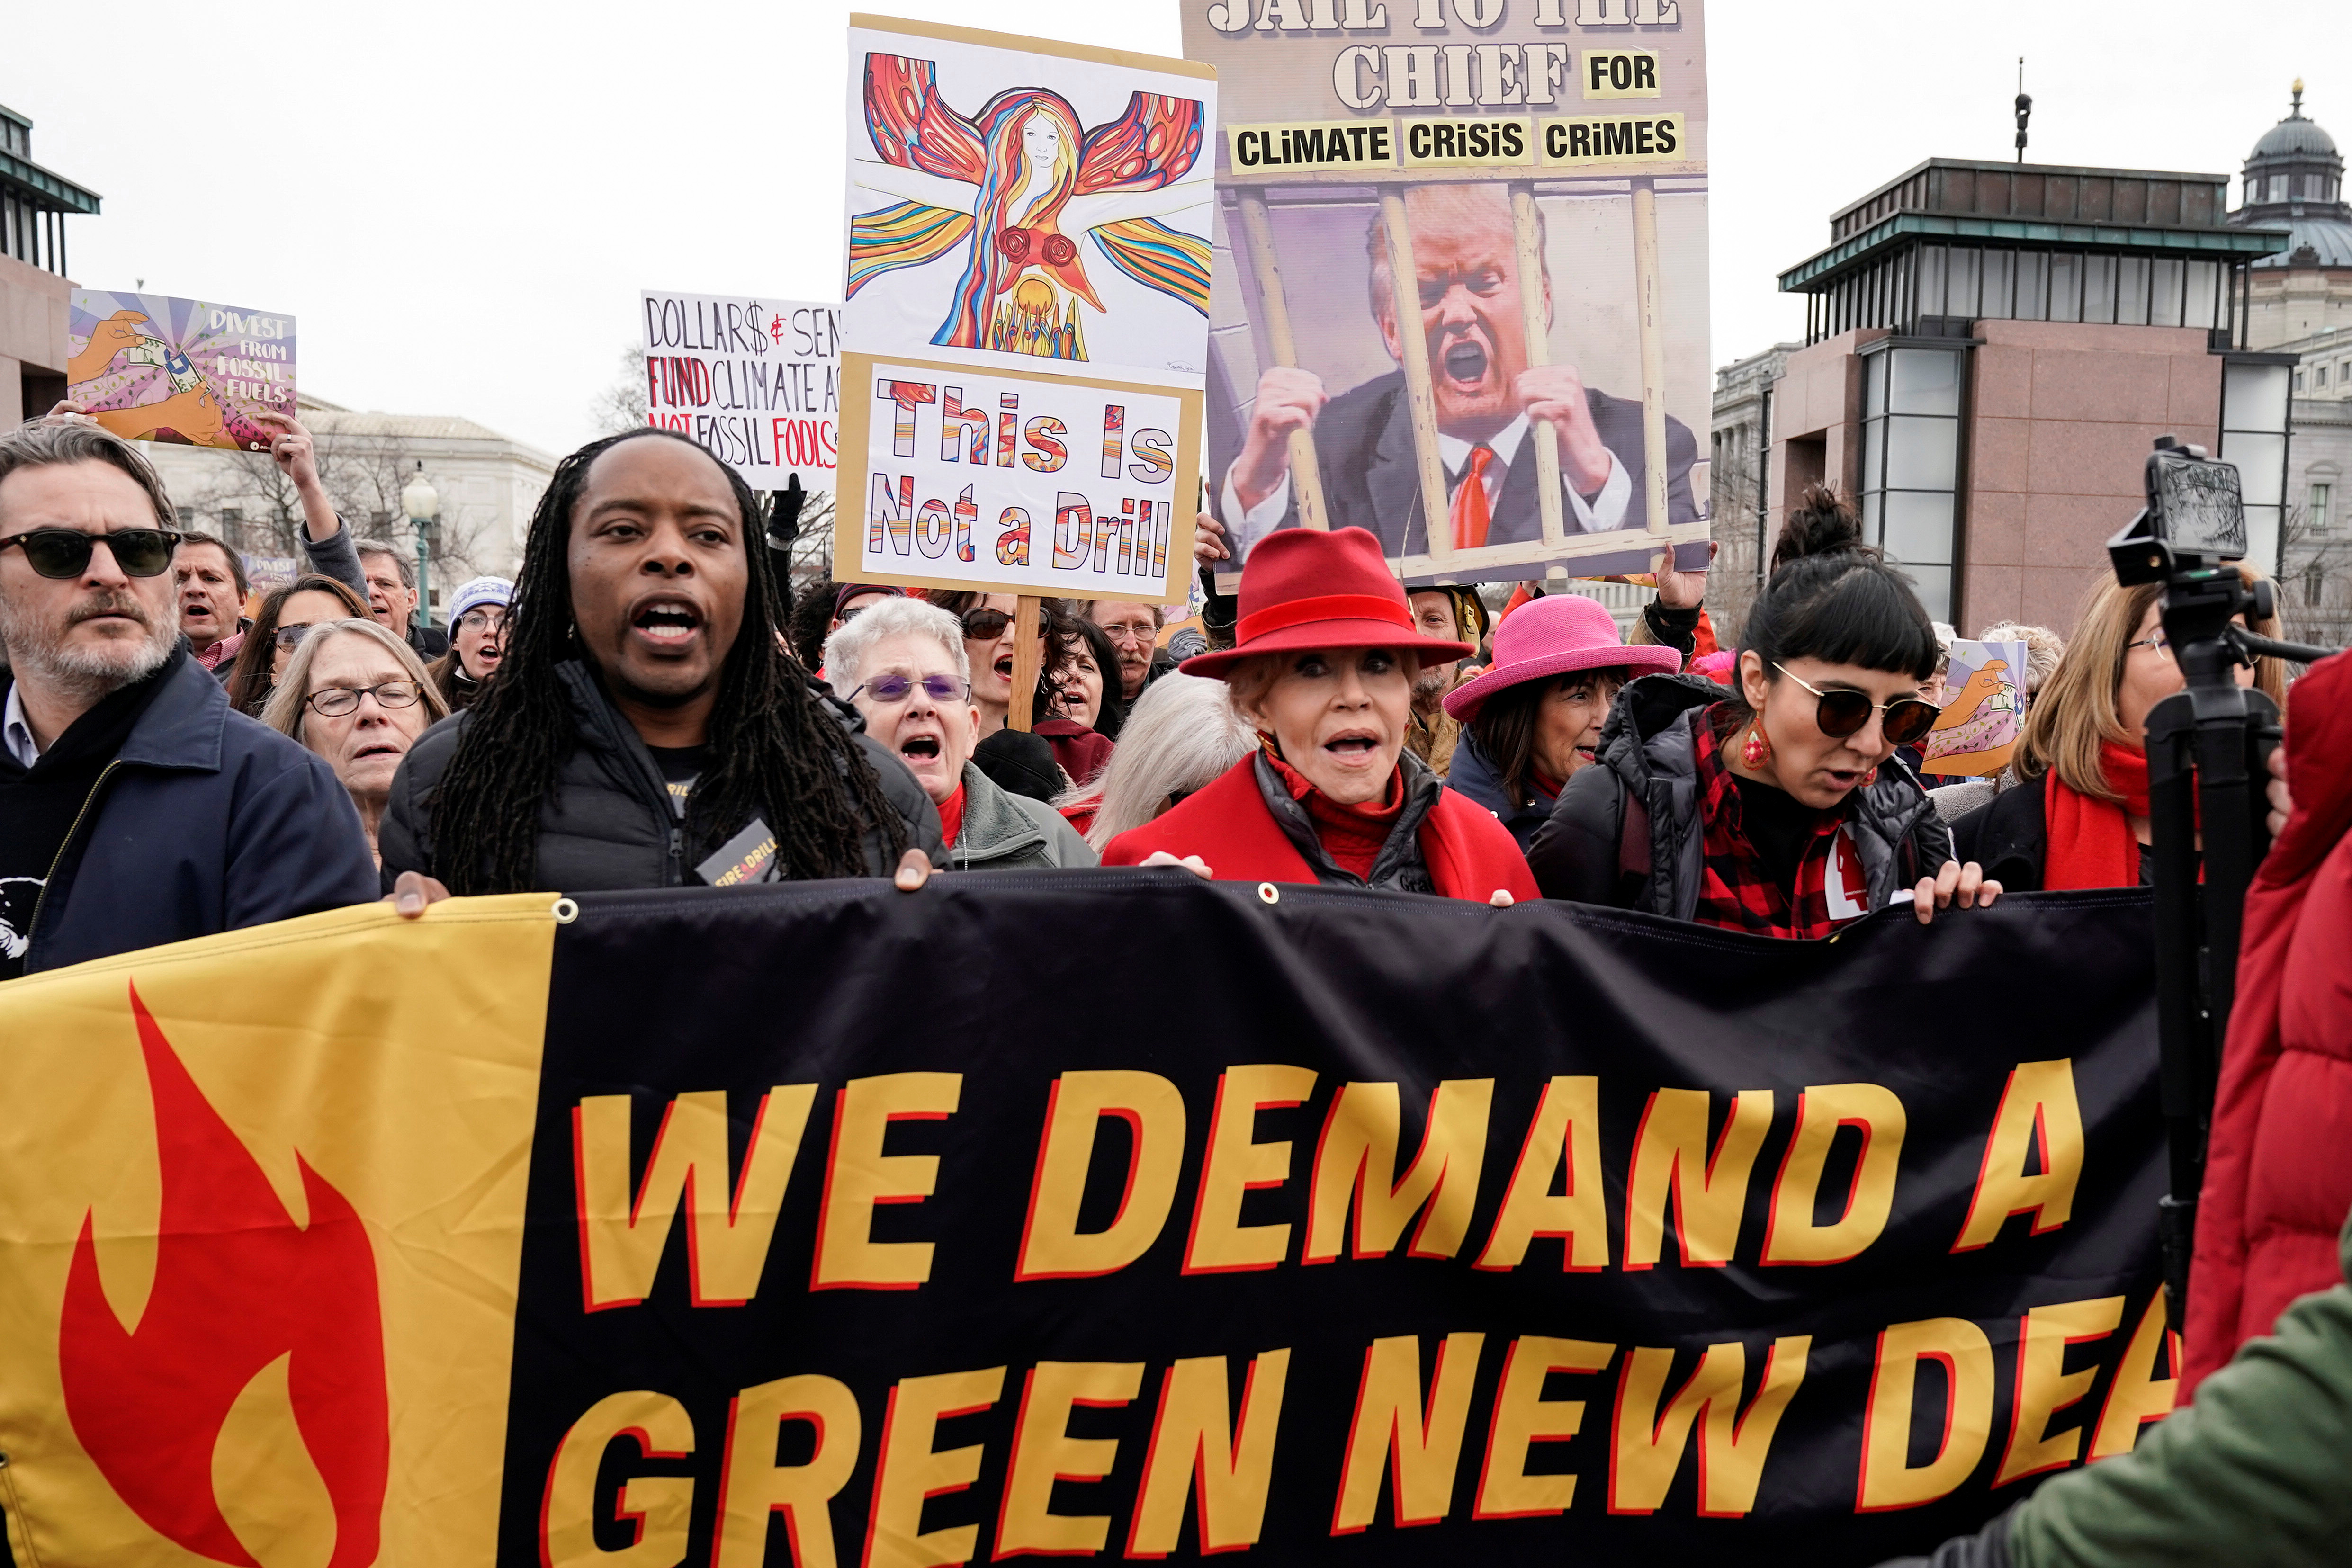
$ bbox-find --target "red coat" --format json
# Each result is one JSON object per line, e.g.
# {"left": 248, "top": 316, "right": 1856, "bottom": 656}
{"left": 1101, "top": 754, "right": 1540, "bottom": 904}
{"left": 2185, "top": 649, "right": 2352, "bottom": 1394}
{"left": 1034, "top": 717, "right": 1113, "bottom": 786}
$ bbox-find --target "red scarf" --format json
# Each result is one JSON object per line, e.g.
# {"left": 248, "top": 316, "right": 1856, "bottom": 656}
{"left": 2042, "top": 741, "right": 2149, "bottom": 890}
{"left": 937, "top": 784, "right": 967, "bottom": 848}
{"left": 1264, "top": 746, "right": 1405, "bottom": 880}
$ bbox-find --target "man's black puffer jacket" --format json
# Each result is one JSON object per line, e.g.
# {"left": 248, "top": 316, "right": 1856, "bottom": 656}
{"left": 1525, "top": 672, "right": 1954, "bottom": 918}
{"left": 378, "top": 660, "right": 943, "bottom": 892}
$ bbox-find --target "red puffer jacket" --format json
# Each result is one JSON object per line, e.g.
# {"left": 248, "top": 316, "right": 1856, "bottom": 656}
{"left": 2184, "top": 649, "right": 2352, "bottom": 1395}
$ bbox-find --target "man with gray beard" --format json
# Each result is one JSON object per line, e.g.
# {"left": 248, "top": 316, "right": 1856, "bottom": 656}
{"left": 0, "top": 419, "right": 376, "bottom": 977}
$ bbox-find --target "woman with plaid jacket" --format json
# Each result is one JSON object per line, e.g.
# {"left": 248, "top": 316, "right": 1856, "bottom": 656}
{"left": 1526, "top": 489, "right": 1999, "bottom": 938}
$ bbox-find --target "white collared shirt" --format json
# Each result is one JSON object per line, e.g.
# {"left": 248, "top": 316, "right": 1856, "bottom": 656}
{"left": 2, "top": 683, "right": 40, "bottom": 769}
{"left": 1221, "top": 412, "right": 1630, "bottom": 554}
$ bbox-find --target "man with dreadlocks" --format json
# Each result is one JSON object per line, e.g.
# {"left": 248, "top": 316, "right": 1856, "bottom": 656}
{"left": 377, "top": 429, "right": 942, "bottom": 902}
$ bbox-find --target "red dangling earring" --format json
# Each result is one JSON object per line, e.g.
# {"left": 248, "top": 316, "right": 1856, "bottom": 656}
{"left": 1861, "top": 765, "right": 1880, "bottom": 788}
{"left": 1741, "top": 725, "right": 1771, "bottom": 768}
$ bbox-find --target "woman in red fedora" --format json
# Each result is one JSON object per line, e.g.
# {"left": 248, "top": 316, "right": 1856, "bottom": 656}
{"left": 1101, "top": 528, "right": 1539, "bottom": 903}
{"left": 1441, "top": 592, "right": 1683, "bottom": 852}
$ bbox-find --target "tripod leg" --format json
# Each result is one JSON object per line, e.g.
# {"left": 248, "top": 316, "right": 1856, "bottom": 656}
{"left": 2145, "top": 692, "right": 2203, "bottom": 1333}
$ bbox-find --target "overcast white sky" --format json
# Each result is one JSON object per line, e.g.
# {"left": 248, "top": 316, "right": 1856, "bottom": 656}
{"left": 9, "top": 1, "right": 2347, "bottom": 458}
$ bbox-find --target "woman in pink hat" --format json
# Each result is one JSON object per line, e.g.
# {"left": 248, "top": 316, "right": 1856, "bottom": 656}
{"left": 1441, "top": 593, "right": 1682, "bottom": 851}
{"left": 1102, "top": 528, "right": 1539, "bottom": 903}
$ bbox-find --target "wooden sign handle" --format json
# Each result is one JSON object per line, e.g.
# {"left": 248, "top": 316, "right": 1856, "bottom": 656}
{"left": 1007, "top": 595, "right": 1044, "bottom": 733}
{"left": 1236, "top": 189, "right": 1329, "bottom": 532}
{"left": 1512, "top": 183, "right": 1570, "bottom": 552}
{"left": 1630, "top": 177, "right": 1673, "bottom": 577}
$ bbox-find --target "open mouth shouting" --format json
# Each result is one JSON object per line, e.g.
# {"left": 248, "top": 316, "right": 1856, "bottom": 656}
{"left": 894, "top": 725, "right": 951, "bottom": 784}
{"left": 1439, "top": 337, "right": 1490, "bottom": 394}
{"left": 1321, "top": 726, "right": 1386, "bottom": 774}
{"left": 628, "top": 595, "right": 704, "bottom": 654}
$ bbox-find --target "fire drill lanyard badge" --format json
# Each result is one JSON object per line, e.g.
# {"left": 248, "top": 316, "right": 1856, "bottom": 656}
{"left": 695, "top": 818, "right": 779, "bottom": 887}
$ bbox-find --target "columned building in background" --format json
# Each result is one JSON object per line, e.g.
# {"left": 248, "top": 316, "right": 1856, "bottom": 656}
{"left": 0, "top": 103, "right": 100, "bottom": 426}
{"left": 1707, "top": 342, "right": 1797, "bottom": 642}
{"left": 140, "top": 391, "right": 554, "bottom": 599}
{"left": 2229, "top": 85, "right": 2352, "bottom": 649}
{"left": 1766, "top": 159, "right": 2290, "bottom": 634}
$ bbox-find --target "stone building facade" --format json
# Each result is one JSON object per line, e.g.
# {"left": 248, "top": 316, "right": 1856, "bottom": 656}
{"left": 140, "top": 391, "right": 555, "bottom": 603}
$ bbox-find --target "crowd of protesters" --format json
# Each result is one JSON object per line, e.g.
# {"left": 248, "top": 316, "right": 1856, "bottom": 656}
{"left": 3, "top": 409, "right": 2312, "bottom": 951}
{"left": 10, "top": 407, "right": 2352, "bottom": 1565}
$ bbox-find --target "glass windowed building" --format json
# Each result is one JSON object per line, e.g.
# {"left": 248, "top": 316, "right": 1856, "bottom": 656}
{"left": 1767, "top": 158, "right": 2292, "bottom": 630}
{"left": 0, "top": 103, "right": 102, "bottom": 424}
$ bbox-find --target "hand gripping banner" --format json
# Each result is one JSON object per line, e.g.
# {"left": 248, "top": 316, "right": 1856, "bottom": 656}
{"left": 0, "top": 879, "right": 2165, "bottom": 1566}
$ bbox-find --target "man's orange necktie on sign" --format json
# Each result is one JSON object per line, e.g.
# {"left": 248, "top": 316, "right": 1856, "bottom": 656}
{"left": 1451, "top": 445, "right": 1496, "bottom": 549}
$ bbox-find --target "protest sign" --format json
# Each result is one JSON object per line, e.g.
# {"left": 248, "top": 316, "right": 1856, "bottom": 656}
{"left": 1924, "top": 637, "right": 2029, "bottom": 776}
{"left": 67, "top": 291, "right": 295, "bottom": 453}
{"left": 0, "top": 881, "right": 2166, "bottom": 1566}
{"left": 837, "top": 16, "right": 1212, "bottom": 604}
{"left": 642, "top": 291, "right": 840, "bottom": 495}
{"left": 835, "top": 356, "right": 1198, "bottom": 599}
{"left": 1183, "top": 1, "right": 1712, "bottom": 588}
{"left": 239, "top": 553, "right": 299, "bottom": 595}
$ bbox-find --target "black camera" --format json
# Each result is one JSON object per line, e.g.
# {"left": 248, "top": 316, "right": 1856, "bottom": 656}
{"left": 2108, "top": 436, "right": 2250, "bottom": 587}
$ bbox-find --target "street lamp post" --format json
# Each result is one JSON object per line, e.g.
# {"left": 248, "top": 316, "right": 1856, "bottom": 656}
{"left": 401, "top": 462, "right": 440, "bottom": 632}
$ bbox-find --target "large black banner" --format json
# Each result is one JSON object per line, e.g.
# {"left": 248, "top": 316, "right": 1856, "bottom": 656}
{"left": 505, "top": 875, "right": 2163, "bottom": 1567}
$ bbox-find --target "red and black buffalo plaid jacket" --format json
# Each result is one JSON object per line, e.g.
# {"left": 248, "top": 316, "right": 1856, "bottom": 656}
{"left": 1525, "top": 674, "right": 1953, "bottom": 936}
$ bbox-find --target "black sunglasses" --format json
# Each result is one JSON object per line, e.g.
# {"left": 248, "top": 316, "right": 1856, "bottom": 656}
{"left": 0, "top": 527, "right": 186, "bottom": 579}
{"left": 961, "top": 607, "right": 1027, "bottom": 640}
{"left": 1775, "top": 663, "right": 1940, "bottom": 746}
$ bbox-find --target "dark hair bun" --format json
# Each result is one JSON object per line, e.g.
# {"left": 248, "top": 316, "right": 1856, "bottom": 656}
{"left": 1770, "top": 485, "right": 1872, "bottom": 573}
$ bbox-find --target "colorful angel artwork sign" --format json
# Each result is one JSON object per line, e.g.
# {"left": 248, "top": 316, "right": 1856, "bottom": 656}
{"left": 1922, "top": 638, "right": 2029, "bottom": 777}
{"left": 843, "top": 17, "right": 1216, "bottom": 392}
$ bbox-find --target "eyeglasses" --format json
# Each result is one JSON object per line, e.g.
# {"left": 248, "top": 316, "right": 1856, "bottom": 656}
{"left": 2127, "top": 629, "right": 2172, "bottom": 662}
{"left": 0, "top": 527, "right": 185, "bottom": 579}
{"left": 1772, "top": 662, "right": 1940, "bottom": 746}
{"left": 961, "top": 607, "right": 1022, "bottom": 640}
{"left": 305, "top": 680, "right": 423, "bottom": 717}
{"left": 274, "top": 621, "right": 323, "bottom": 652}
{"left": 853, "top": 672, "right": 970, "bottom": 705}
{"left": 1097, "top": 620, "right": 1157, "bottom": 644}
{"left": 456, "top": 608, "right": 508, "bottom": 634}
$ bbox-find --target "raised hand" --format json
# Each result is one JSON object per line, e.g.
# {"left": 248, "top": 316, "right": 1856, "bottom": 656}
{"left": 1229, "top": 367, "right": 1326, "bottom": 513}
{"left": 1514, "top": 364, "right": 1612, "bottom": 496}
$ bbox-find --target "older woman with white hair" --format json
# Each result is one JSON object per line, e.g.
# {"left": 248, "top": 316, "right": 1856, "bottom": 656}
{"left": 1101, "top": 528, "right": 1537, "bottom": 902}
{"left": 261, "top": 618, "right": 450, "bottom": 864}
{"left": 824, "top": 598, "right": 1095, "bottom": 870}
{"left": 1055, "top": 672, "right": 1257, "bottom": 847}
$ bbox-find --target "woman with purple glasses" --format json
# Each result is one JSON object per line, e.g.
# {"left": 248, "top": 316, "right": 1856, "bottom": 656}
{"left": 823, "top": 597, "right": 1095, "bottom": 871}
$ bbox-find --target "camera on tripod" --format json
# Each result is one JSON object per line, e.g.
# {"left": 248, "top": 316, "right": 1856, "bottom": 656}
{"left": 2106, "top": 436, "right": 2333, "bottom": 1332}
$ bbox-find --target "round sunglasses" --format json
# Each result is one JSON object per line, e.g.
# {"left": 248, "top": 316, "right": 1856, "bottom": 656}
{"left": 1773, "top": 662, "right": 1941, "bottom": 746}
{"left": 0, "top": 527, "right": 186, "bottom": 579}
{"left": 961, "top": 607, "right": 1023, "bottom": 640}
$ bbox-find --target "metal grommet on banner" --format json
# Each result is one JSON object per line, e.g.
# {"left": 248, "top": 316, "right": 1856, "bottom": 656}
{"left": 1257, "top": 882, "right": 1280, "bottom": 905}
{"left": 551, "top": 897, "right": 580, "bottom": 925}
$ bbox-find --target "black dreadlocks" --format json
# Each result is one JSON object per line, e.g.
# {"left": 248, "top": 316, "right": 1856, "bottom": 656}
{"left": 426, "top": 428, "right": 908, "bottom": 893}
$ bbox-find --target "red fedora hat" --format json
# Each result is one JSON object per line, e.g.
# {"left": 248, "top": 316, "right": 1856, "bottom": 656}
{"left": 1180, "top": 527, "right": 1474, "bottom": 679}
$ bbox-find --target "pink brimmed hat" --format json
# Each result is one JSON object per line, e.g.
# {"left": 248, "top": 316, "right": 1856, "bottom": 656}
{"left": 1441, "top": 591, "right": 1681, "bottom": 724}
{"left": 1179, "top": 527, "right": 1474, "bottom": 678}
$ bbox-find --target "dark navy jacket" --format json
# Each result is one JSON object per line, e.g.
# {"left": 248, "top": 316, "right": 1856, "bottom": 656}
{"left": 17, "top": 654, "right": 380, "bottom": 975}
{"left": 1444, "top": 730, "right": 1557, "bottom": 853}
